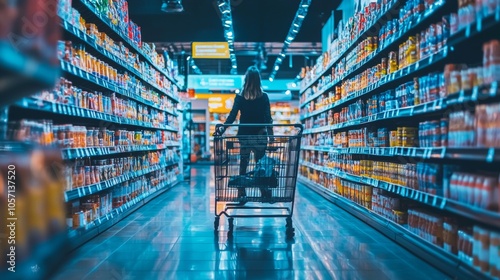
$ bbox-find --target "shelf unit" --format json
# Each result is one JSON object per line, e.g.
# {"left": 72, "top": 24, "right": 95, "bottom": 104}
{"left": 298, "top": 0, "right": 500, "bottom": 279}
{"left": 1, "top": 1, "right": 184, "bottom": 275}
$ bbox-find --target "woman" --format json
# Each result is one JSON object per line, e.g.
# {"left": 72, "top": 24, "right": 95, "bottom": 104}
{"left": 224, "top": 66, "right": 273, "bottom": 204}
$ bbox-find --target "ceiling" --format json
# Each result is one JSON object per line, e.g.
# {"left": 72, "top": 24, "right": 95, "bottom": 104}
{"left": 128, "top": 0, "right": 338, "bottom": 78}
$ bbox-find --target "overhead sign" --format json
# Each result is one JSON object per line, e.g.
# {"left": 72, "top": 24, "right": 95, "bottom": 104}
{"left": 195, "top": 94, "right": 234, "bottom": 113}
{"left": 188, "top": 75, "right": 244, "bottom": 91}
{"left": 192, "top": 42, "right": 230, "bottom": 59}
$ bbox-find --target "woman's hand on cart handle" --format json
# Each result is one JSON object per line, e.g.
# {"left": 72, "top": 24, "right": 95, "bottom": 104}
{"left": 214, "top": 125, "right": 226, "bottom": 136}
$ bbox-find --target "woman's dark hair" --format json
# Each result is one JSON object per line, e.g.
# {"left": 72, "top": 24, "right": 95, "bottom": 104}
{"left": 241, "top": 66, "right": 263, "bottom": 100}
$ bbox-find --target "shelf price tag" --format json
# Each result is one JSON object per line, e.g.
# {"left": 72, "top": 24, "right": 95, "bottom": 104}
{"left": 440, "top": 198, "right": 447, "bottom": 209}
{"left": 432, "top": 196, "right": 438, "bottom": 206}
{"left": 491, "top": 81, "right": 498, "bottom": 96}
{"left": 486, "top": 148, "right": 495, "bottom": 163}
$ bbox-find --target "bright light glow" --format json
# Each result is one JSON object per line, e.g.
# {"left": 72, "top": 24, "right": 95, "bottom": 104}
{"left": 222, "top": 9, "right": 230, "bottom": 14}
{"left": 285, "top": 90, "right": 291, "bottom": 95}
{"left": 225, "top": 20, "right": 232, "bottom": 24}
{"left": 292, "top": 82, "right": 297, "bottom": 88}
{"left": 218, "top": 2, "right": 225, "bottom": 7}
{"left": 235, "top": 89, "right": 240, "bottom": 93}
{"left": 280, "top": 53, "right": 286, "bottom": 57}
{"left": 298, "top": 14, "right": 305, "bottom": 18}
{"left": 226, "top": 31, "right": 233, "bottom": 37}
{"left": 269, "top": 77, "right": 274, "bottom": 82}
{"left": 232, "top": 65, "right": 237, "bottom": 68}
{"left": 292, "top": 29, "right": 298, "bottom": 33}
{"left": 302, "top": 3, "right": 309, "bottom": 8}
{"left": 191, "top": 65, "right": 196, "bottom": 69}
{"left": 294, "top": 23, "right": 299, "bottom": 27}
{"left": 274, "top": 65, "right": 279, "bottom": 71}
{"left": 287, "top": 36, "right": 294, "bottom": 41}
{"left": 187, "top": 56, "right": 191, "bottom": 60}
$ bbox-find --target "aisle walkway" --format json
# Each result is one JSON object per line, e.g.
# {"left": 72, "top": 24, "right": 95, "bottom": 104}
{"left": 53, "top": 166, "right": 449, "bottom": 280}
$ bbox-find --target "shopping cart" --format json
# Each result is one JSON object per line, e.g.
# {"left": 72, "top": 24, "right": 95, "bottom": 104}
{"left": 213, "top": 124, "right": 303, "bottom": 238}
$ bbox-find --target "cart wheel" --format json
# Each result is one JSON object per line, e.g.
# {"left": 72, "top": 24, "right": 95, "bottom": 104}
{"left": 214, "top": 217, "right": 220, "bottom": 231}
{"left": 286, "top": 227, "right": 295, "bottom": 239}
{"left": 286, "top": 217, "right": 293, "bottom": 228}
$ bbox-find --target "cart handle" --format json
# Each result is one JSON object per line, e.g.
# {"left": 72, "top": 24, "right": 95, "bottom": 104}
{"left": 213, "top": 123, "right": 303, "bottom": 137}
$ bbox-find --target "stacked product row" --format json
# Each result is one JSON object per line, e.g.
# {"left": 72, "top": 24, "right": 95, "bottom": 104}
{"left": 298, "top": 0, "right": 500, "bottom": 278}
{"left": 58, "top": 0, "right": 178, "bottom": 79}
{"left": 9, "top": 119, "right": 179, "bottom": 148}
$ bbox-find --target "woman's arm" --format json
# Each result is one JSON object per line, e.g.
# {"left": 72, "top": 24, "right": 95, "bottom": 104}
{"left": 264, "top": 93, "right": 273, "bottom": 135}
{"left": 225, "top": 94, "right": 241, "bottom": 124}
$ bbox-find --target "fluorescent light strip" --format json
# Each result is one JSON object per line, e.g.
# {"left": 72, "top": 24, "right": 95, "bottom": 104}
{"left": 270, "top": 0, "right": 311, "bottom": 78}
{"left": 218, "top": 0, "right": 237, "bottom": 72}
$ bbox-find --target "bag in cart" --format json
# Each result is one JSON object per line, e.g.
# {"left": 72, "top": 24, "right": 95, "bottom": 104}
{"left": 228, "top": 155, "right": 279, "bottom": 189}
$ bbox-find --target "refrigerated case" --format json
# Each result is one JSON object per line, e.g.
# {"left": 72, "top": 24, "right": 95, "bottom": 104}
{"left": 190, "top": 99, "right": 211, "bottom": 163}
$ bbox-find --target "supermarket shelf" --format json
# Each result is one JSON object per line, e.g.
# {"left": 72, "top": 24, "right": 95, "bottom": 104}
{"left": 73, "top": 0, "right": 181, "bottom": 91}
{"left": 300, "top": 161, "right": 500, "bottom": 230}
{"left": 302, "top": 81, "right": 499, "bottom": 132}
{"left": 448, "top": 8, "right": 500, "bottom": 48}
{"left": 0, "top": 41, "right": 60, "bottom": 105}
{"left": 299, "top": 0, "right": 399, "bottom": 94}
{"left": 61, "top": 20, "right": 179, "bottom": 105}
{"left": 64, "top": 161, "right": 178, "bottom": 202}
{"left": 61, "top": 143, "right": 181, "bottom": 160}
{"left": 446, "top": 82, "right": 499, "bottom": 106}
{"left": 13, "top": 97, "right": 179, "bottom": 132}
{"left": 301, "top": 146, "right": 500, "bottom": 163}
{"left": 68, "top": 179, "right": 179, "bottom": 251}
{"left": 303, "top": 98, "right": 446, "bottom": 134}
{"left": 298, "top": 176, "right": 491, "bottom": 280}
{"left": 301, "top": 0, "right": 447, "bottom": 111}
{"left": 301, "top": 45, "right": 449, "bottom": 117}
{"left": 60, "top": 60, "right": 178, "bottom": 117}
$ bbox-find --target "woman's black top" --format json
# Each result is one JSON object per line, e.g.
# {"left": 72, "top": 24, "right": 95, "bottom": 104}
{"left": 225, "top": 92, "right": 273, "bottom": 136}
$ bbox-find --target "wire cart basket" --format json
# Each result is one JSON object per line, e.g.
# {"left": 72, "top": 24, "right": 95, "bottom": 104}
{"left": 213, "top": 124, "right": 303, "bottom": 238}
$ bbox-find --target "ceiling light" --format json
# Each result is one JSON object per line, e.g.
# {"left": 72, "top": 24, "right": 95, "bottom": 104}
{"left": 222, "top": 9, "right": 230, "bottom": 14}
{"left": 298, "top": 14, "right": 305, "bottom": 19}
{"left": 225, "top": 20, "right": 232, "bottom": 24}
{"left": 285, "top": 90, "right": 291, "bottom": 95}
{"left": 269, "top": 77, "right": 274, "bottom": 82}
{"left": 294, "top": 23, "right": 299, "bottom": 27}
{"left": 302, "top": 3, "right": 309, "bottom": 8}
{"left": 161, "top": 0, "right": 184, "bottom": 13}
{"left": 292, "top": 29, "right": 298, "bottom": 33}
{"left": 232, "top": 65, "right": 237, "bottom": 68}
{"left": 218, "top": 1, "right": 225, "bottom": 7}
{"left": 274, "top": 66, "right": 279, "bottom": 71}
{"left": 226, "top": 31, "right": 233, "bottom": 37}
{"left": 287, "top": 36, "right": 294, "bottom": 41}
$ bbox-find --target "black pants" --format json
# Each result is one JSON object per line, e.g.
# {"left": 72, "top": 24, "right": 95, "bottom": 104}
{"left": 238, "top": 137, "right": 271, "bottom": 198}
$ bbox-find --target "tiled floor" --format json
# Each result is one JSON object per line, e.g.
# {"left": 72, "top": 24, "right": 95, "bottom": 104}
{"left": 52, "top": 166, "right": 450, "bottom": 280}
